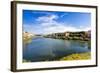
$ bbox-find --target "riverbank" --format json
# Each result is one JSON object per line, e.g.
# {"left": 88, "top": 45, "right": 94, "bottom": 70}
{"left": 44, "top": 31, "right": 91, "bottom": 41}
{"left": 60, "top": 52, "right": 91, "bottom": 61}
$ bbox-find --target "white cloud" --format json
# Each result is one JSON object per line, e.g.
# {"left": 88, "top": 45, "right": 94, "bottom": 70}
{"left": 36, "top": 14, "right": 58, "bottom": 23}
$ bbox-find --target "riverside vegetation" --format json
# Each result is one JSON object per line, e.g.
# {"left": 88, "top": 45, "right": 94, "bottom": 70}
{"left": 60, "top": 52, "right": 91, "bottom": 61}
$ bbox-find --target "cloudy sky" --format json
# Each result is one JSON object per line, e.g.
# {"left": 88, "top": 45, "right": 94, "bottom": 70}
{"left": 23, "top": 10, "right": 91, "bottom": 34}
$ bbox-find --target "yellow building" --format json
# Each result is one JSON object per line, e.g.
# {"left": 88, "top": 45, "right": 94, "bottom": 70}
{"left": 23, "top": 32, "right": 34, "bottom": 40}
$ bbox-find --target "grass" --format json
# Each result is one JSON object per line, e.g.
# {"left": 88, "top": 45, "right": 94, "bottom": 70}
{"left": 60, "top": 52, "right": 91, "bottom": 61}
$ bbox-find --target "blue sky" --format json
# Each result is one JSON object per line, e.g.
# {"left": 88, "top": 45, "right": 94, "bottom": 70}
{"left": 23, "top": 10, "right": 91, "bottom": 34}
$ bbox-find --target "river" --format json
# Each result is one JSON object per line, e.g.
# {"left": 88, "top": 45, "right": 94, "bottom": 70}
{"left": 23, "top": 37, "right": 90, "bottom": 62}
